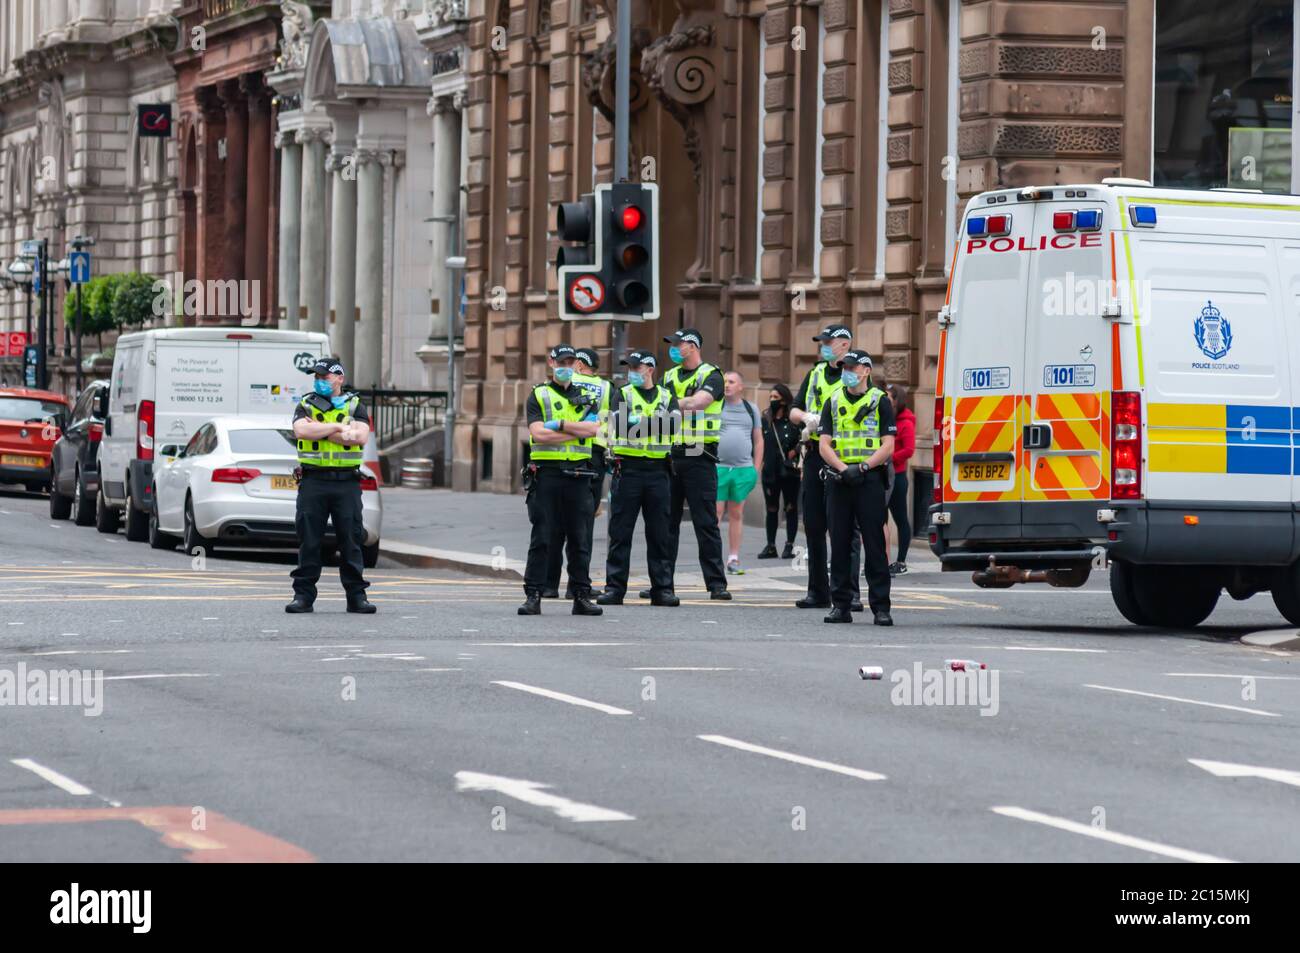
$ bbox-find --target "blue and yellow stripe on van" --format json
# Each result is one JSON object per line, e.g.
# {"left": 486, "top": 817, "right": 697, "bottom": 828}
{"left": 1147, "top": 403, "right": 1293, "bottom": 475}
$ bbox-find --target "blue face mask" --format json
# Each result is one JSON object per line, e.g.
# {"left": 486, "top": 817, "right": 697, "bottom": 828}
{"left": 669, "top": 346, "right": 684, "bottom": 364}
{"left": 554, "top": 366, "right": 574, "bottom": 384}
{"left": 841, "top": 370, "right": 861, "bottom": 389}
{"left": 627, "top": 371, "right": 645, "bottom": 388}
{"left": 820, "top": 345, "right": 835, "bottom": 363}
{"left": 313, "top": 378, "right": 333, "bottom": 397}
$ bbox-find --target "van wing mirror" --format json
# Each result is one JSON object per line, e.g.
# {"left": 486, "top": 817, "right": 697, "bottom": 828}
{"left": 94, "top": 390, "right": 110, "bottom": 419}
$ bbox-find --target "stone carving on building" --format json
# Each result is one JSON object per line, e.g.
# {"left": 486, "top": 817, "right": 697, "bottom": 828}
{"left": 279, "top": 1, "right": 316, "bottom": 70}
{"left": 424, "top": 0, "right": 468, "bottom": 25}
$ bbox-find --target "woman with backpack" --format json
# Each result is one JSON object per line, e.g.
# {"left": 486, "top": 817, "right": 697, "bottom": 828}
{"left": 757, "top": 382, "right": 801, "bottom": 560}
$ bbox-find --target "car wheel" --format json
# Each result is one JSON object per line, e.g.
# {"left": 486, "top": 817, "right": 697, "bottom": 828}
{"left": 182, "top": 497, "right": 211, "bottom": 559}
{"left": 148, "top": 491, "right": 179, "bottom": 551}
{"left": 362, "top": 541, "right": 380, "bottom": 569}
{"left": 72, "top": 469, "right": 95, "bottom": 526}
{"left": 1108, "top": 560, "right": 1152, "bottom": 626}
{"left": 49, "top": 480, "right": 72, "bottom": 520}
{"left": 1271, "top": 560, "right": 1300, "bottom": 626}
{"left": 95, "top": 483, "right": 120, "bottom": 534}
{"left": 123, "top": 480, "right": 149, "bottom": 542}
{"left": 1132, "top": 565, "right": 1221, "bottom": 628}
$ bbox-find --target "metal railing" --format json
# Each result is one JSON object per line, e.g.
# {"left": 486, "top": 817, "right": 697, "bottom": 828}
{"left": 201, "top": 0, "right": 271, "bottom": 20}
{"left": 356, "top": 389, "right": 449, "bottom": 448}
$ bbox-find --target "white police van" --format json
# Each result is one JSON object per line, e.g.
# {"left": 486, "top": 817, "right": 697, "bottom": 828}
{"left": 929, "top": 179, "right": 1300, "bottom": 627}
{"left": 96, "top": 327, "right": 330, "bottom": 542}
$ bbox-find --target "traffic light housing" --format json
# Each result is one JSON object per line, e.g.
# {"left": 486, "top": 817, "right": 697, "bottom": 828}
{"left": 556, "top": 182, "right": 659, "bottom": 321}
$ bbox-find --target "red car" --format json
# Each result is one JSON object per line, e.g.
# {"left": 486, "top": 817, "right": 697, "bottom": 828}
{"left": 0, "top": 387, "right": 70, "bottom": 493}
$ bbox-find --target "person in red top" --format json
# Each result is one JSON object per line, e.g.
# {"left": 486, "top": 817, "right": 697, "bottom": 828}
{"left": 886, "top": 383, "right": 916, "bottom": 574}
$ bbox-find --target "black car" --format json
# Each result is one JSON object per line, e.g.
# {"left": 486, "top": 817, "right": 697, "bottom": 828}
{"left": 50, "top": 381, "right": 109, "bottom": 525}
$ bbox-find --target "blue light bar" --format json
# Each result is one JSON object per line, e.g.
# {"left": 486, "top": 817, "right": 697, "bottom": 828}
{"left": 1130, "top": 205, "right": 1157, "bottom": 227}
{"left": 966, "top": 217, "right": 988, "bottom": 237}
{"left": 1075, "top": 209, "right": 1102, "bottom": 230}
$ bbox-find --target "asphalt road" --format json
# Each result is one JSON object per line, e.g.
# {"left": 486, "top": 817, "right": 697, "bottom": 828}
{"left": 1, "top": 485, "right": 1297, "bottom": 863}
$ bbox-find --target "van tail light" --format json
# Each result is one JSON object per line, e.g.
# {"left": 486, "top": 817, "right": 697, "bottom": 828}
{"left": 88, "top": 423, "right": 103, "bottom": 443}
{"left": 211, "top": 467, "right": 262, "bottom": 484}
{"left": 136, "top": 399, "right": 154, "bottom": 461}
{"left": 932, "top": 400, "right": 945, "bottom": 503}
{"left": 359, "top": 471, "right": 379, "bottom": 492}
{"left": 1111, "top": 390, "right": 1142, "bottom": 499}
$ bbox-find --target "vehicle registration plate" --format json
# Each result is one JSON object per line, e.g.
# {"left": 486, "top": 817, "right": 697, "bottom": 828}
{"left": 270, "top": 475, "right": 297, "bottom": 490}
{"left": 1, "top": 454, "right": 43, "bottom": 468}
{"left": 958, "top": 462, "right": 1010, "bottom": 481}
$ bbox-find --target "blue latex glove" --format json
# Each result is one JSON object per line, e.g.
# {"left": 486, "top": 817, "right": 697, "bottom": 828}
{"left": 543, "top": 419, "right": 562, "bottom": 431}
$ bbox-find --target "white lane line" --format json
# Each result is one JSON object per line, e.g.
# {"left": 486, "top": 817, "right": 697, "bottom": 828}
{"left": 99, "top": 673, "right": 216, "bottom": 681}
{"left": 1084, "top": 684, "right": 1279, "bottom": 717}
{"left": 763, "top": 633, "right": 783, "bottom": 638}
{"left": 1189, "top": 758, "right": 1300, "bottom": 789}
{"left": 492, "top": 680, "right": 632, "bottom": 716}
{"left": 202, "top": 617, "right": 219, "bottom": 621}
{"left": 294, "top": 645, "right": 364, "bottom": 650}
{"left": 414, "top": 667, "right": 464, "bottom": 672}
{"left": 472, "top": 642, "right": 628, "bottom": 647}
{"left": 1167, "top": 673, "right": 1300, "bottom": 681}
{"left": 10, "top": 758, "right": 93, "bottom": 796}
{"left": 1003, "top": 646, "right": 1107, "bottom": 653}
{"left": 630, "top": 667, "right": 736, "bottom": 671}
{"left": 30, "top": 649, "right": 133, "bottom": 657}
{"left": 698, "top": 735, "right": 886, "bottom": 781}
{"left": 454, "top": 771, "right": 634, "bottom": 822}
{"left": 6, "top": 622, "right": 23, "bottom": 626}
{"left": 991, "top": 806, "right": 1235, "bottom": 864}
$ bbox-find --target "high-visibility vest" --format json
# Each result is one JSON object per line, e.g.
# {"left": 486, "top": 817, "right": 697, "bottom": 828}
{"left": 296, "top": 394, "right": 365, "bottom": 468}
{"left": 571, "top": 371, "right": 611, "bottom": 450}
{"left": 611, "top": 385, "right": 673, "bottom": 459}
{"left": 663, "top": 362, "right": 722, "bottom": 444}
{"left": 804, "top": 362, "right": 843, "bottom": 444}
{"left": 827, "top": 387, "right": 885, "bottom": 463}
{"left": 528, "top": 382, "right": 594, "bottom": 462}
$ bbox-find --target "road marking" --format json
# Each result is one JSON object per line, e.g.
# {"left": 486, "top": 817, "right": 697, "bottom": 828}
{"left": 991, "top": 806, "right": 1234, "bottom": 864}
{"left": 30, "top": 649, "right": 133, "bottom": 657}
{"left": 492, "top": 680, "right": 632, "bottom": 716}
{"left": 462, "top": 629, "right": 478, "bottom": 633}
{"left": 454, "top": 771, "right": 634, "bottom": 822}
{"left": 99, "top": 673, "right": 216, "bottom": 681}
{"left": 1167, "top": 673, "right": 1300, "bottom": 681}
{"left": 1084, "top": 684, "right": 1279, "bottom": 717}
{"left": 763, "top": 633, "right": 783, "bottom": 638}
{"left": 1003, "top": 646, "right": 1106, "bottom": 653}
{"left": 630, "top": 667, "right": 735, "bottom": 671}
{"left": 1189, "top": 758, "right": 1300, "bottom": 789}
{"left": 414, "top": 668, "right": 463, "bottom": 672}
{"left": 202, "top": 617, "right": 219, "bottom": 621}
{"left": 472, "top": 642, "right": 628, "bottom": 647}
{"left": 10, "top": 758, "right": 93, "bottom": 796}
{"left": 697, "top": 735, "right": 886, "bottom": 781}
{"left": 6, "top": 622, "right": 22, "bottom": 626}
{"left": 294, "top": 645, "right": 364, "bottom": 650}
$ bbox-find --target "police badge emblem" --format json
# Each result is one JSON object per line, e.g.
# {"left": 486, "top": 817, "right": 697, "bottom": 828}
{"left": 1194, "top": 300, "right": 1232, "bottom": 361}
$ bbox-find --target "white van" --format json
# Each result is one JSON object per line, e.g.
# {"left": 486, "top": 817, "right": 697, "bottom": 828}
{"left": 930, "top": 180, "right": 1300, "bottom": 628}
{"left": 96, "top": 327, "right": 330, "bottom": 541}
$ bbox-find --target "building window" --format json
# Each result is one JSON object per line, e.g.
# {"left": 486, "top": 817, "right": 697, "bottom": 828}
{"left": 1154, "top": 0, "right": 1294, "bottom": 192}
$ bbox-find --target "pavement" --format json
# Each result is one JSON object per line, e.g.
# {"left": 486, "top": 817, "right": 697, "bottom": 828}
{"left": 1, "top": 483, "right": 1298, "bottom": 863}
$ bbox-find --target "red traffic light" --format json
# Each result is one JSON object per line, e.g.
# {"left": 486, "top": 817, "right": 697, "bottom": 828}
{"left": 619, "top": 205, "right": 643, "bottom": 231}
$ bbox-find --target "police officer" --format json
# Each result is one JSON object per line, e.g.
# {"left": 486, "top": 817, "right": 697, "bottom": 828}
{"left": 286, "top": 357, "right": 375, "bottom": 614}
{"left": 519, "top": 344, "right": 603, "bottom": 617}
{"left": 598, "top": 350, "right": 679, "bottom": 606}
{"left": 649, "top": 328, "right": 730, "bottom": 600}
{"left": 819, "top": 349, "right": 896, "bottom": 625}
{"left": 544, "top": 346, "right": 611, "bottom": 598}
{"left": 789, "top": 323, "right": 862, "bottom": 611}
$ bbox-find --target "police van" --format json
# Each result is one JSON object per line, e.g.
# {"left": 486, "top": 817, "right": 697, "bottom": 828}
{"left": 929, "top": 179, "right": 1300, "bottom": 628}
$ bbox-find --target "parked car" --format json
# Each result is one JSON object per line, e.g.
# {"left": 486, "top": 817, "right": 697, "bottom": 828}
{"left": 49, "top": 380, "right": 109, "bottom": 524}
{"left": 0, "top": 387, "right": 69, "bottom": 494}
{"left": 149, "top": 416, "right": 382, "bottom": 567}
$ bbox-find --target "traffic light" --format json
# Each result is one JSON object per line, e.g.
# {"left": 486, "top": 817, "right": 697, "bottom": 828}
{"left": 556, "top": 182, "right": 659, "bottom": 321}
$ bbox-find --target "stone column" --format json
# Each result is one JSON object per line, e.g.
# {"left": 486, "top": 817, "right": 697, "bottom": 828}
{"left": 220, "top": 80, "right": 248, "bottom": 285}
{"left": 243, "top": 76, "right": 271, "bottom": 323}
{"left": 297, "top": 128, "right": 330, "bottom": 334}
{"left": 40, "top": 0, "right": 69, "bottom": 45}
{"left": 429, "top": 94, "right": 463, "bottom": 345}
{"left": 276, "top": 131, "right": 302, "bottom": 329}
{"left": 327, "top": 147, "right": 358, "bottom": 372}
{"left": 353, "top": 149, "right": 385, "bottom": 389}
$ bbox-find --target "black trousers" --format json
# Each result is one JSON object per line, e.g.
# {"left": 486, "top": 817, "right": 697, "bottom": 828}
{"left": 603, "top": 462, "right": 674, "bottom": 596}
{"left": 291, "top": 472, "right": 369, "bottom": 602}
{"left": 763, "top": 471, "right": 801, "bottom": 547}
{"left": 888, "top": 469, "right": 911, "bottom": 563}
{"left": 801, "top": 450, "right": 860, "bottom": 603}
{"left": 666, "top": 451, "right": 727, "bottom": 591}
{"left": 525, "top": 467, "right": 596, "bottom": 596}
{"left": 828, "top": 468, "right": 891, "bottom": 614}
{"left": 546, "top": 448, "right": 605, "bottom": 591}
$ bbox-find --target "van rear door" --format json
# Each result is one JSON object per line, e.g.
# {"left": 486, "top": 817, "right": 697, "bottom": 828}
{"left": 235, "top": 339, "right": 325, "bottom": 416}
{"left": 1021, "top": 201, "right": 1111, "bottom": 505}
{"left": 154, "top": 339, "right": 239, "bottom": 449}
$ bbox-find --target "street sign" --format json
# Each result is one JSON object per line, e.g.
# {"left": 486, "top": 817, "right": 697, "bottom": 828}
{"left": 5, "top": 332, "right": 26, "bottom": 357}
{"left": 69, "top": 251, "right": 91, "bottom": 285}
{"left": 568, "top": 274, "right": 605, "bottom": 313}
{"left": 23, "top": 346, "right": 38, "bottom": 387}
{"left": 32, "top": 255, "right": 41, "bottom": 293}
{"left": 138, "top": 103, "right": 173, "bottom": 138}
{"left": 19, "top": 240, "right": 40, "bottom": 257}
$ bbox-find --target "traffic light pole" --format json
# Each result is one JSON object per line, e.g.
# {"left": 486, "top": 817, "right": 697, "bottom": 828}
{"left": 36, "top": 238, "right": 48, "bottom": 391}
{"left": 610, "top": 0, "right": 631, "bottom": 375}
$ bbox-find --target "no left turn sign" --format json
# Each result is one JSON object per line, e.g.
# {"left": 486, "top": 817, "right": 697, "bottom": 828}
{"left": 568, "top": 275, "right": 605, "bottom": 313}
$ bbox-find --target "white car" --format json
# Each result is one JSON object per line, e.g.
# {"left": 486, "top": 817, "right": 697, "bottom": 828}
{"left": 148, "top": 416, "right": 382, "bottom": 567}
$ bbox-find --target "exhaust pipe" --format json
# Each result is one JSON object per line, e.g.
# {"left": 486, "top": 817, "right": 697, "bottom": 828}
{"left": 972, "top": 562, "right": 1092, "bottom": 589}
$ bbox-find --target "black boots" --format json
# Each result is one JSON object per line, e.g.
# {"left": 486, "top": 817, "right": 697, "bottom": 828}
{"left": 572, "top": 591, "right": 604, "bottom": 616}
{"left": 284, "top": 599, "right": 313, "bottom": 614}
{"left": 518, "top": 592, "right": 542, "bottom": 615}
{"left": 823, "top": 606, "right": 853, "bottom": 623}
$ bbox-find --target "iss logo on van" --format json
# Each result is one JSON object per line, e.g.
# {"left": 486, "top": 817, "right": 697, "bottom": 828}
{"left": 293, "top": 352, "right": 316, "bottom": 372}
{"left": 963, "top": 366, "right": 1011, "bottom": 391}
{"left": 1192, "top": 300, "right": 1238, "bottom": 368}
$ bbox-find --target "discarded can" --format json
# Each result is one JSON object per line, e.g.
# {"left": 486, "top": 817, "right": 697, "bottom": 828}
{"left": 947, "top": 659, "right": 986, "bottom": 672}
{"left": 858, "top": 665, "right": 884, "bottom": 680}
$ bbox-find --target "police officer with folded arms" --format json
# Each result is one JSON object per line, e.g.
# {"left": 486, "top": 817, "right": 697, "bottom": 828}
{"left": 286, "top": 357, "right": 375, "bottom": 614}
{"left": 643, "top": 328, "right": 730, "bottom": 601}
{"left": 789, "top": 323, "right": 862, "bottom": 611}
{"left": 544, "top": 346, "right": 611, "bottom": 599}
{"left": 519, "top": 344, "right": 603, "bottom": 617}
{"left": 819, "top": 349, "right": 896, "bottom": 626}
{"left": 598, "top": 350, "right": 679, "bottom": 606}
